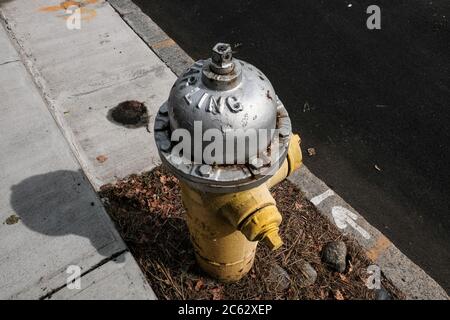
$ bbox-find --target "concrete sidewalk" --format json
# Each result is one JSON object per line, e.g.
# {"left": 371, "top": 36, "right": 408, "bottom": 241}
{"left": 0, "top": 0, "right": 176, "bottom": 190}
{"left": 0, "top": 0, "right": 164, "bottom": 299}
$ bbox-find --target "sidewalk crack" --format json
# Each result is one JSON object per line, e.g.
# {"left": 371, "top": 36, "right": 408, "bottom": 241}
{"left": 0, "top": 59, "right": 19, "bottom": 66}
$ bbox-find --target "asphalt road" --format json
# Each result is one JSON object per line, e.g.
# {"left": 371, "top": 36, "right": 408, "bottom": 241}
{"left": 131, "top": 0, "right": 450, "bottom": 291}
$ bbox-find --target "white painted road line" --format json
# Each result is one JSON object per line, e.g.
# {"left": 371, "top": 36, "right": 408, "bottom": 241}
{"left": 310, "top": 189, "right": 335, "bottom": 205}
{"left": 332, "top": 206, "right": 371, "bottom": 240}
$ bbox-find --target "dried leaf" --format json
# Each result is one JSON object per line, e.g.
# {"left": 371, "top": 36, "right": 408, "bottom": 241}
{"left": 320, "top": 289, "right": 326, "bottom": 299}
{"left": 185, "top": 280, "right": 193, "bottom": 291}
{"left": 334, "top": 290, "right": 345, "bottom": 300}
{"left": 210, "top": 287, "right": 222, "bottom": 300}
{"left": 339, "top": 274, "right": 349, "bottom": 283}
{"left": 96, "top": 155, "right": 108, "bottom": 163}
{"left": 348, "top": 260, "right": 354, "bottom": 273}
{"left": 194, "top": 279, "right": 204, "bottom": 292}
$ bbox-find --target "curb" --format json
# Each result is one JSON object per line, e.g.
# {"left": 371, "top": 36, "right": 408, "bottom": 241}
{"left": 289, "top": 167, "right": 448, "bottom": 300}
{"left": 108, "top": 0, "right": 194, "bottom": 76}
{"left": 108, "top": 0, "right": 448, "bottom": 300}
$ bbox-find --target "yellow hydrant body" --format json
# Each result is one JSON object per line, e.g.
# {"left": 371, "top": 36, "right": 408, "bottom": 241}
{"left": 181, "top": 135, "right": 302, "bottom": 281}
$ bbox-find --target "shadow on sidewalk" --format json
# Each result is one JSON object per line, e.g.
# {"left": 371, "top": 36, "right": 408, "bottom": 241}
{"left": 0, "top": 0, "right": 14, "bottom": 8}
{"left": 10, "top": 169, "right": 124, "bottom": 262}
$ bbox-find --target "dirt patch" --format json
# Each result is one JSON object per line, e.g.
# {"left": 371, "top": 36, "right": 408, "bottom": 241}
{"left": 4, "top": 214, "right": 20, "bottom": 225}
{"left": 107, "top": 100, "right": 149, "bottom": 128}
{"left": 99, "top": 166, "right": 404, "bottom": 300}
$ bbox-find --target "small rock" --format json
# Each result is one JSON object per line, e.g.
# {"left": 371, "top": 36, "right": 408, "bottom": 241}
{"left": 322, "top": 241, "right": 347, "bottom": 273}
{"left": 334, "top": 289, "right": 345, "bottom": 300}
{"left": 267, "top": 264, "right": 291, "bottom": 290}
{"left": 296, "top": 261, "right": 317, "bottom": 287}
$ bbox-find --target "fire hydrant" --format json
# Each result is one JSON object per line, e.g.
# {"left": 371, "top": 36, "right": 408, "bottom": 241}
{"left": 154, "top": 43, "right": 302, "bottom": 282}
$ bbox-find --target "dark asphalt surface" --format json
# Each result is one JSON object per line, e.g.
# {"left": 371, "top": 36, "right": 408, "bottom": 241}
{"left": 132, "top": 0, "right": 450, "bottom": 291}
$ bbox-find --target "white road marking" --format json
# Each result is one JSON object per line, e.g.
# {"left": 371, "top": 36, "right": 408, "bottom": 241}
{"left": 310, "top": 189, "right": 335, "bottom": 205}
{"left": 332, "top": 206, "right": 371, "bottom": 239}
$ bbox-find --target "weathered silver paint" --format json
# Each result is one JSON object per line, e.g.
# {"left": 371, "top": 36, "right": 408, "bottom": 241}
{"left": 155, "top": 43, "right": 293, "bottom": 192}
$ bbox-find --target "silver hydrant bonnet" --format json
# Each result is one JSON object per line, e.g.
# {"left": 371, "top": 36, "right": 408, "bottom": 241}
{"left": 154, "top": 43, "right": 293, "bottom": 193}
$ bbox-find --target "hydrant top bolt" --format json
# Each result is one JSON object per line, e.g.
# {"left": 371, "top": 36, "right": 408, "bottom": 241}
{"left": 210, "top": 43, "right": 234, "bottom": 75}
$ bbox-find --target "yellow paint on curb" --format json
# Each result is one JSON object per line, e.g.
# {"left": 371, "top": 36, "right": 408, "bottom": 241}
{"left": 152, "top": 38, "right": 176, "bottom": 50}
{"left": 39, "top": 0, "right": 99, "bottom": 12}
{"left": 38, "top": 0, "right": 99, "bottom": 22}
{"left": 366, "top": 235, "right": 391, "bottom": 262}
{"left": 57, "top": 7, "right": 97, "bottom": 21}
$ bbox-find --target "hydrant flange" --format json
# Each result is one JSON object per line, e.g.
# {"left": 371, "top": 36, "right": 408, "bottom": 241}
{"left": 155, "top": 102, "right": 291, "bottom": 193}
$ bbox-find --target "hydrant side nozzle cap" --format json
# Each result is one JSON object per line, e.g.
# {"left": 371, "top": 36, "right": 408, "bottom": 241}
{"left": 262, "top": 229, "right": 283, "bottom": 251}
